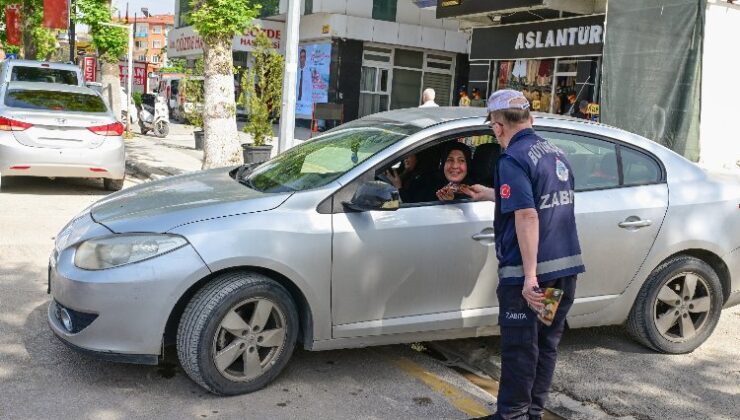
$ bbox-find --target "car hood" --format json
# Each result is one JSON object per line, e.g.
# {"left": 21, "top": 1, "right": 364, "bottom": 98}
{"left": 91, "top": 168, "right": 291, "bottom": 233}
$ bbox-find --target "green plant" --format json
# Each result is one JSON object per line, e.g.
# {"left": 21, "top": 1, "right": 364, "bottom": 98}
{"left": 76, "top": 0, "right": 127, "bottom": 63}
{"left": 180, "top": 76, "right": 205, "bottom": 129}
{"left": 241, "top": 30, "right": 283, "bottom": 147}
{"left": 132, "top": 91, "right": 143, "bottom": 108}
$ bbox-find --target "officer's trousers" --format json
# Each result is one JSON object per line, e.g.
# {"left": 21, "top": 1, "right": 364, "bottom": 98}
{"left": 494, "top": 275, "right": 577, "bottom": 420}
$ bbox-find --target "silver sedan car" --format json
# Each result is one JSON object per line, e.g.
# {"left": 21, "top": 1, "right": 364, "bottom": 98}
{"left": 0, "top": 82, "right": 125, "bottom": 191}
{"left": 48, "top": 108, "right": 740, "bottom": 395}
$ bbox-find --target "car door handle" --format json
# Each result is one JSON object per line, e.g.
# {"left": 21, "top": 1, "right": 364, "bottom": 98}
{"left": 472, "top": 232, "right": 496, "bottom": 241}
{"left": 618, "top": 219, "right": 652, "bottom": 229}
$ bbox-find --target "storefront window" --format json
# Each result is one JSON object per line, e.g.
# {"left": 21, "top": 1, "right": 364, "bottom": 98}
{"left": 391, "top": 68, "right": 422, "bottom": 109}
{"left": 495, "top": 57, "right": 600, "bottom": 119}
{"left": 497, "top": 59, "right": 555, "bottom": 113}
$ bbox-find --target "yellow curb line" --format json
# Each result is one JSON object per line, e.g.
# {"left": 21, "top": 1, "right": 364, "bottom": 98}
{"left": 394, "top": 357, "right": 491, "bottom": 418}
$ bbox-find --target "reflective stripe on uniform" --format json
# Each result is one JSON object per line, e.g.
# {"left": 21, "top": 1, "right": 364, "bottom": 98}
{"left": 499, "top": 254, "right": 584, "bottom": 279}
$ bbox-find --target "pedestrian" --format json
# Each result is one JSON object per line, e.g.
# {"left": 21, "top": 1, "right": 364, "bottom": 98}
{"left": 458, "top": 87, "right": 471, "bottom": 107}
{"left": 471, "top": 88, "right": 485, "bottom": 107}
{"left": 464, "top": 89, "right": 585, "bottom": 420}
{"left": 572, "top": 99, "right": 589, "bottom": 120}
{"left": 419, "top": 88, "right": 439, "bottom": 107}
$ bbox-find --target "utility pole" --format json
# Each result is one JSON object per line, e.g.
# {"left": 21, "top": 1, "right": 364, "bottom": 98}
{"left": 278, "top": 0, "right": 300, "bottom": 153}
{"left": 68, "top": 0, "right": 76, "bottom": 63}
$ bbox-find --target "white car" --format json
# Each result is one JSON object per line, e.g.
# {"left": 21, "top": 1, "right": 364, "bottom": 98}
{"left": 0, "top": 82, "right": 125, "bottom": 190}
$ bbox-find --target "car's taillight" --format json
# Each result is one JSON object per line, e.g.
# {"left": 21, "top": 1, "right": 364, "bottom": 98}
{"left": 88, "top": 122, "right": 124, "bottom": 136}
{"left": 0, "top": 116, "right": 32, "bottom": 131}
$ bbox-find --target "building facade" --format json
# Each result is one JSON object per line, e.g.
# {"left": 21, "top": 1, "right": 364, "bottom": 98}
{"left": 437, "top": 0, "right": 740, "bottom": 170}
{"left": 116, "top": 14, "right": 175, "bottom": 69}
{"left": 169, "top": 0, "right": 469, "bottom": 122}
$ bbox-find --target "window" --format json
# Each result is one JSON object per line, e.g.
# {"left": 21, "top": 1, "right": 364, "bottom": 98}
{"left": 540, "top": 131, "right": 619, "bottom": 190}
{"left": 151, "top": 55, "right": 160, "bottom": 64}
{"left": 391, "top": 69, "right": 422, "bottom": 109}
{"left": 372, "top": 0, "right": 397, "bottom": 22}
{"left": 137, "top": 55, "right": 146, "bottom": 61}
{"left": 5, "top": 89, "right": 107, "bottom": 113}
{"left": 136, "top": 41, "right": 147, "bottom": 49}
{"left": 394, "top": 49, "right": 423, "bottom": 69}
{"left": 359, "top": 66, "right": 390, "bottom": 117}
{"left": 10, "top": 66, "right": 78, "bottom": 85}
{"left": 305, "top": 0, "right": 313, "bottom": 14}
{"left": 153, "top": 40, "right": 162, "bottom": 48}
{"left": 620, "top": 147, "right": 661, "bottom": 185}
{"left": 244, "top": 119, "right": 421, "bottom": 193}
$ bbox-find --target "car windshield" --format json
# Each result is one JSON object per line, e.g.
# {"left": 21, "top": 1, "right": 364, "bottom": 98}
{"left": 4, "top": 89, "right": 108, "bottom": 113}
{"left": 11, "top": 66, "right": 79, "bottom": 85}
{"left": 244, "top": 119, "right": 422, "bottom": 193}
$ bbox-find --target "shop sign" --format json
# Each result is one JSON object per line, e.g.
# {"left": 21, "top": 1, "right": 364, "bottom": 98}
{"left": 471, "top": 15, "right": 605, "bottom": 60}
{"left": 83, "top": 57, "right": 96, "bottom": 82}
{"left": 167, "top": 20, "right": 285, "bottom": 58}
{"left": 437, "top": 0, "right": 542, "bottom": 19}
{"left": 119, "top": 61, "right": 149, "bottom": 93}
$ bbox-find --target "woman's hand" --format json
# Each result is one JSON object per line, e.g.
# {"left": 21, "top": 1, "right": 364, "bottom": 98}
{"left": 436, "top": 187, "right": 455, "bottom": 201}
{"left": 462, "top": 184, "right": 495, "bottom": 202}
{"left": 384, "top": 169, "right": 403, "bottom": 190}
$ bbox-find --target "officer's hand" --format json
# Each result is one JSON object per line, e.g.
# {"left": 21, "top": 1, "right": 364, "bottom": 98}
{"left": 462, "top": 184, "right": 495, "bottom": 202}
{"left": 522, "top": 275, "right": 545, "bottom": 310}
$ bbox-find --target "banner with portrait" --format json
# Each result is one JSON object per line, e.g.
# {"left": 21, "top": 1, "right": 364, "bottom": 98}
{"left": 295, "top": 43, "right": 332, "bottom": 119}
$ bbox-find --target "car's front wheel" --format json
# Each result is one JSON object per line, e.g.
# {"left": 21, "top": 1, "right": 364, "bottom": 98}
{"left": 177, "top": 272, "right": 299, "bottom": 395}
{"left": 627, "top": 256, "right": 723, "bottom": 353}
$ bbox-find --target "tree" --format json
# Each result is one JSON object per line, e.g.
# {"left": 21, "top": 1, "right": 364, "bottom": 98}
{"left": 188, "top": 0, "right": 261, "bottom": 168}
{"left": 0, "top": 0, "right": 58, "bottom": 59}
{"left": 76, "top": 0, "right": 127, "bottom": 121}
{"left": 241, "top": 31, "right": 283, "bottom": 147}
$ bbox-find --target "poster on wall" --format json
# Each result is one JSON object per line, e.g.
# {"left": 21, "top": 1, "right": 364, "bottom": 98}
{"left": 295, "top": 43, "right": 331, "bottom": 118}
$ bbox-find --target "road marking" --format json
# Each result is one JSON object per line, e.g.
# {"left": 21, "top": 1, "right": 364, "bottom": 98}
{"left": 394, "top": 356, "right": 490, "bottom": 418}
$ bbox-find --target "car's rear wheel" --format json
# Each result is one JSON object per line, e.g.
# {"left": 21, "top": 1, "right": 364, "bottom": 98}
{"left": 177, "top": 272, "right": 299, "bottom": 395}
{"left": 627, "top": 256, "right": 723, "bottom": 353}
{"left": 103, "top": 177, "right": 124, "bottom": 191}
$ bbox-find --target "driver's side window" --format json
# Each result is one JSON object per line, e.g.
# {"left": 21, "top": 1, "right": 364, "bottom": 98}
{"left": 375, "top": 132, "right": 500, "bottom": 206}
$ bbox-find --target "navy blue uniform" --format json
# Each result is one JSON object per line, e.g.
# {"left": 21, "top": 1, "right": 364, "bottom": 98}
{"left": 492, "top": 128, "right": 585, "bottom": 420}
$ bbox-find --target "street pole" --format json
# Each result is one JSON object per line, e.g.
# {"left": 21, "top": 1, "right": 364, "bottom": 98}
{"left": 68, "top": 0, "right": 76, "bottom": 63}
{"left": 127, "top": 24, "right": 133, "bottom": 132}
{"left": 278, "top": 0, "right": 300, "bottom": 153}
{"left": 100, "top": 22, "right": 133, "bottom": 131}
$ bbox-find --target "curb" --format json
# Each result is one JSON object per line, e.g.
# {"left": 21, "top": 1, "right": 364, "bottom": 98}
{"left": 427, "top": 341, "right": 635, "bottom": 420}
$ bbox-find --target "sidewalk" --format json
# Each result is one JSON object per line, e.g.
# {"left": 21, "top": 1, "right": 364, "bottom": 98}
{"left": 125, "top": 122, "right": 312, "bottom": 181}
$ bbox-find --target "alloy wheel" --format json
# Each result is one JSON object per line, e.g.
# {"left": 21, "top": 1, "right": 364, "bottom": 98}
{"left": 211, "top": 298, "right": 287, "bottom": 382}
{"left": 653, "top": 272, "right": 711, "bottom": 342}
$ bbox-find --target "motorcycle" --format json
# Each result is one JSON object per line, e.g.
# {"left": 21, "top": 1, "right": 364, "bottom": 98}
{"left": 138, "top": 93, "right": 170, "bottom": 138}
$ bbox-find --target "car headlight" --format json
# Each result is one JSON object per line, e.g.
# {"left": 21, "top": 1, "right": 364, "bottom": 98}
{"left": 74, "top": 234, "right": 188, "bottom": 270}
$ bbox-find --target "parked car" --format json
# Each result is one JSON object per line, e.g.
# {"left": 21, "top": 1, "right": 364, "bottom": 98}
{"left": 47, "top": 108, "right": 740, "bottom": 395}
{"left": 86, "top": 82, "right": 137, "bottom": 125}
{"left": 0, "top": 82, "right": 125, "bottom": 190}
{"left": 0, "top": 59, "right": 83, "bottom": 86}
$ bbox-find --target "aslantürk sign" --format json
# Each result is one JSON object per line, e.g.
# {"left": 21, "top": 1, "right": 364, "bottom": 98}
{"left": 471, "top": 15, "right": 605, "bottom": 60}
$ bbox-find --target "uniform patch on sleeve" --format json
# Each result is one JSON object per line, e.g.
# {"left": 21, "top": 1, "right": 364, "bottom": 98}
{"left": 500, "top": 184, "right": 511, "bottom": 199}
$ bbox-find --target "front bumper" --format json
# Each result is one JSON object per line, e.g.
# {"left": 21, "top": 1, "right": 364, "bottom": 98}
{"left": 0, "top": 135, "right": 125, "bottom": 179}
{"left": 48, "top": 243, "right": 211, "bottom": 360}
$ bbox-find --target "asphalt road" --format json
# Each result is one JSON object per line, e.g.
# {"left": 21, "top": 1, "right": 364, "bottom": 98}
{"left": 0, "top": 176, "right": 494, "bottom": 420}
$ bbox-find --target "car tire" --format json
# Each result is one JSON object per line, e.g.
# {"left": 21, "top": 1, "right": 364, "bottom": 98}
{"left": 626, "top": 256, "right": 723, "bottom": 354}
{"left": 103, "top": 178, "right": 124, "bottom": 191}
{"left": 177, "top": 272, "right": 299, "bottom": 395}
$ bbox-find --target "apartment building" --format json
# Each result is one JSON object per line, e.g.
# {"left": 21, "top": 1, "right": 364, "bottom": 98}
{"left": 116, "top": 14, "right": 175, "bottom": 69}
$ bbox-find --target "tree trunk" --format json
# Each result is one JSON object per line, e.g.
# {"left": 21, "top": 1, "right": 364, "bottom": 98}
{"left": 100, "top": 60, "right": 122, "bottom": 122}
{"left": 202, "top": 38, "right": 240, "bottom": 169}
{"left": 21, "top": 2, "right": 37, "bottom": 59}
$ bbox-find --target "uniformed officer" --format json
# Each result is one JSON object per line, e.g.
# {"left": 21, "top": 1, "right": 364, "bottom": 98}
{"left": 465, "top": 89, "right": 585, "bottom": 420}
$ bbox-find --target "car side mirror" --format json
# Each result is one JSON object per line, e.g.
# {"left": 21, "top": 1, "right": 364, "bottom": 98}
{"left": 343, "top": 181, "right": 401, "bottom": 212}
